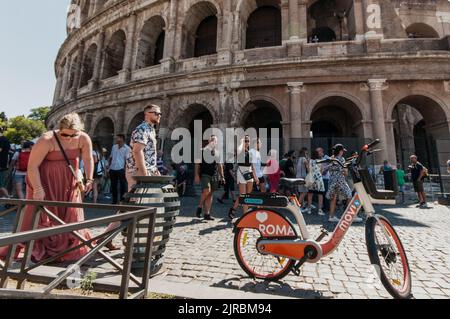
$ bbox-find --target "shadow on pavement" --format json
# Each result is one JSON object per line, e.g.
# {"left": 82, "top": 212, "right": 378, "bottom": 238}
{"left": 211, "top": 277, "right": 329, "bottom": 299}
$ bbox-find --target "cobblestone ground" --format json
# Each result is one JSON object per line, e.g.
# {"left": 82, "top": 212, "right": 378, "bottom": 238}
{"left": 160, "top": 194, "right": 450, "bottom": 299}
{"left": 1, "top": 193, "right": 449, "bottom": 299}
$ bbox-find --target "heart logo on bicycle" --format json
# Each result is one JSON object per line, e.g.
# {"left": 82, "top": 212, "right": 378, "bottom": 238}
{"left": 256, "top": 212, "right": 268, "bottom": 223}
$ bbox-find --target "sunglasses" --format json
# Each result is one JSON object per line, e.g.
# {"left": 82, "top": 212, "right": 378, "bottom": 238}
{"left": 60, "top": 133, "right": 79, "bottom": 138}
{"left": 245, "top": 140, "right": 250, "bottom": 143}
{"left": 147, "top": 111, "right": 162, "bottom": 117}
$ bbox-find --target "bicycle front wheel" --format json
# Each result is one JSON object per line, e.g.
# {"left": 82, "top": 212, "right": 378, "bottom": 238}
{"left": 365, "top": 215, "right": 412, "bottom": 299}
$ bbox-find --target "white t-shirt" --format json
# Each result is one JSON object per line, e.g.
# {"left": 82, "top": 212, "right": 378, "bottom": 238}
{"left": 249, "top": 149, "right": 263, "bottom": 178}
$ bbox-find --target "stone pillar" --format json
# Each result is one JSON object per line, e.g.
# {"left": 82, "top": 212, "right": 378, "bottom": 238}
{"left": 281, "top": 121, "right": 291, "bottom": 153}
{"left": 93, "top": 0, "right": 102, "bottom": 15}
{"left": 88, "top": 0, "right": 96, "bottom": 17}
{"left": 89, "top": 31, "right": 105, "bottom": 91}
{"left": 281, "top": 0, "right": 290, "bottom": 42}
{"left": 161, "top": 0, "right": 178, "bottom": 73}
{"left": 288, "top": 0, "right": 300, "bottom": 40}
{"left": 116, "top": 105, "right": 127, "bottom": 135}
{"left": 53, "top": 68, "right": 64, "bottom": 106}
{"left": 288, "top": 82, "right": 304, "bottom": 151}
{"left": 59, "top": 58, "right": 71, "bottom": 102}
{"left": 70, "top": 42, "right": 85, "bottom": 99}
{"left": 84, "top": 111, "right": 94, "bottom": 134}
{"left": 217, "top": 2, "right": 233, "bottom": 66}
{"left": 119, "top": 13, "right": 137, "bottom": 83}
{"left": 298, "top": 0, "right": 308, "bottom": 42}
{"left": 368, "top": 79, "right": 388, "bottom": 165}
{"left": 353, "top": 0, "right": 365, "bottom": 40}
{"left": 385, "top": 120, "right": 397, "bottom": 167}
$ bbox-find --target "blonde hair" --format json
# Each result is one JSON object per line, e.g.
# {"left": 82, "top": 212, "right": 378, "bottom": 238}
{"left": 59, "top": 113, "right": 84, "bottom": 131}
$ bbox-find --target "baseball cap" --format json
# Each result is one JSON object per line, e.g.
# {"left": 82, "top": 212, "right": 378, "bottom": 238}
{"left": 332, "top": 144, "right": 347, "bottom": 153}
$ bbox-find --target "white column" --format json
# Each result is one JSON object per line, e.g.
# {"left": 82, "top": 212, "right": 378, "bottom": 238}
{"left": 288, "top": 82, "right": 305, "bottom": 151}
{"left": 368, "top": 79, "right": 388, "bottom": 165}
{"left": 69, "top": 42, "right": 85, "bottom": 99}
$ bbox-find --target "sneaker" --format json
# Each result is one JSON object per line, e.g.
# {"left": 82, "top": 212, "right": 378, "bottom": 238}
{"left": 328, "top": 216, "right": 340, "bottom": 223}
{"left": 318, "top": 209, "right": 326, "bottom": 216}
{"left": 204, "top": 215, "right": 215, "bottom": 221}
{"left": 420, "top": 203, "right": 428, "bottom": 209}
{"left": 353, "top": 216, "right": 363, "bottom": 223}
{"left": 196, "top": 207, "right": 202, "bottom": 218}
{"left": 304, "top": 208, "right": 312, "bottom": 215}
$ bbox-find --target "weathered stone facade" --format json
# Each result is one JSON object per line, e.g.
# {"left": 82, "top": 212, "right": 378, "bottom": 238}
{"left": 49, "top": 0, "right": 450, "bottom": 169}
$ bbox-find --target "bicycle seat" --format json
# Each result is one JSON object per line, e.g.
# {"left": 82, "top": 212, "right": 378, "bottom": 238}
{"left": 280, "top": 178, "right": 305, "bottom": 188}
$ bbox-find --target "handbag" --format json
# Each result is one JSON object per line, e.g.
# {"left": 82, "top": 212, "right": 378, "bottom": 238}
{"left": 305, "top": 160, "right": 315, "bottom": 188}
{"left": 239, "top": 166, "right": 253, "bottom": 181}
{"left": 53, "top": 131, "right": 85, "bottom": 193}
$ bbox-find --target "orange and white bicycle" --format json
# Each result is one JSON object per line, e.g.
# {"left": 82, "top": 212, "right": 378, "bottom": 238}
{"left": 233, "top": 140, "right": 412, "bottom": 299}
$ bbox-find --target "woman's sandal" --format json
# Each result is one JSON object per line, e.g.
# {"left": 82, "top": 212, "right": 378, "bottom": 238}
{"left": 228, "top": 207, "right": 236, "bottom": 220}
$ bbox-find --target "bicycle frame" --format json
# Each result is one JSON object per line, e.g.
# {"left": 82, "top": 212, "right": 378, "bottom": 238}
{"left": 237, "top": 180, "right": 396, "bottom": 263}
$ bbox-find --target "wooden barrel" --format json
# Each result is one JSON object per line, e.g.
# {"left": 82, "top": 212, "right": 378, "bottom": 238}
{"left": 123, "top": 176, "right": 180, "bottom": 276}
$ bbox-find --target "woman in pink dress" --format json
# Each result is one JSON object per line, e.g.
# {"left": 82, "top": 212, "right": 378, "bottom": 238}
{"left": 264, "top": 150, "right": 283, "bottom": 193}
{"left": 0, "top": 113, "right": 94, "bottom": 262}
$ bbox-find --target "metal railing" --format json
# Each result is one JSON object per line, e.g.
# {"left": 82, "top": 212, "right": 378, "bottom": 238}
{"left": 0, "top": 199, "right": 156, "bottom": 299}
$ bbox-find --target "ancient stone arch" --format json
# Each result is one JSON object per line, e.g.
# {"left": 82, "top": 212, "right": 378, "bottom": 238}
{"left": 102, "top": 29, "right": 126, "bottom": 79}
{"left": 305, "top": 91, "right": 369, "bottom": 122}
{"left": 405, "top": 23, "right": 440, "bottom": 38}
{"left": 181, "top": 1, "right": 221, "bottom": 58}
{"left": 236, "top": 0, "right": 281, "bottom": 50}
{"left": 136, "top": 15, "right": 166, "bottom": 69}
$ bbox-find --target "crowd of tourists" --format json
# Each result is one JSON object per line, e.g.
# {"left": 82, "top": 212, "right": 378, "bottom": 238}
{"left": 0, "top": 104, "right": 441, "bottom": 261}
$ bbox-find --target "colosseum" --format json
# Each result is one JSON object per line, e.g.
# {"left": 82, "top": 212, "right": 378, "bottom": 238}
{"left": 47, "top": 0, "right": 450, "bottom": 171}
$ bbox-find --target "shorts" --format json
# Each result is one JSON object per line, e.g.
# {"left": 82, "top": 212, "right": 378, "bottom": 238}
{"left": 413, "top": 180, "right": 424, "bottom": 192}
{"left": 0, "top": 170, "right": 9, "bottom": 188}
{"left": 237, "top": 168, "right": 254, "bottom": 184}
{"left": 201, "top": 175, "right": 218, "bottom": 192}
{"left": 398, "top": 185, "right": 405, "bottom": 193}
{"left": 14, "top": 174, "right": 26, "bottom": 184}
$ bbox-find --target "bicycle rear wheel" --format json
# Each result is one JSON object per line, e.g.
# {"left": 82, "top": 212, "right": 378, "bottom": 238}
{"left": 365, "top": 215, "right": 412, "bottom": 299}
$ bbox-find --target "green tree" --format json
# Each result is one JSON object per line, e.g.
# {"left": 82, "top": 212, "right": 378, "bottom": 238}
{"left": 4, "top": 116, "right": 46, "bottom": 144}
{"left": 29, "top": 106, "right": 51, "bottom": 122}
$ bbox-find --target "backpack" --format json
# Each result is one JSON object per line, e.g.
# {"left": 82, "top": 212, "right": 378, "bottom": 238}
{"left": 422, "top": 165, "right": 429, "bottom": 178}
{"left": 18, "top": 151, "right": 31, "bottom": 172}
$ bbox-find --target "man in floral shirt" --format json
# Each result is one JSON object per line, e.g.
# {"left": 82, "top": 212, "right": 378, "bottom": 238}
{"left": 126, "top": 104, "right": 162, "bottom": 190}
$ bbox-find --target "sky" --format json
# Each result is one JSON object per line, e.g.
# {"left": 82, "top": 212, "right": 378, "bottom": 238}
{"left": 0, "top": 1, "right": 69, "bottom": 118}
